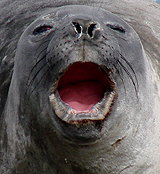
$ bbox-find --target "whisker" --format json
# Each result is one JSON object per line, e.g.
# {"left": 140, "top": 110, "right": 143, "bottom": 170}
{"left": 113, "top": 63, "right": 127, "bottom": 96}
{"left": 116, "top": 59, "right": 138, "bottom": 97}
{"left": 107, "top": 45, "right": 139, "bottom": 96}
{"left": 118, "top": 51, "right": 139, "bottom": 91}
{"left": 36, "top": 40, "right": 50, "bottom": 54}
{"left": 26, "top": 61, "right": 48, "bottom": 94}
{"left": 27, "top": 66, "right": 50, "bottom": 98}
{"left": 36, "top": 46, "right": 48, "bottom": 62}
{"left": 26, "top": 52, "right": 49, "bottom": 95}
{"left": 27, "top": 52, "right": 49, "bottom": 83}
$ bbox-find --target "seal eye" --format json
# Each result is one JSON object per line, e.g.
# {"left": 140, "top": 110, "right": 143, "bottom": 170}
{"left": 33, "top": 25, "right": 53, "bottom": 35}
{"left": 106, "top": 23, "right": 125, "bottom": 33}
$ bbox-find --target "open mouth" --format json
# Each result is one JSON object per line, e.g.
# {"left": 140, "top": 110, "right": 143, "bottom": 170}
{"left": 58, "top": 62, "right": 110, "bottom": 112}
{"left": 50, "top": 62, "right": 117, "bottom": 124}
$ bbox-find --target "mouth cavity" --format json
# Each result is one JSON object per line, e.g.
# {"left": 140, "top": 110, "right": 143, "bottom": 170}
{"left": 58, "top": 62, "right": 110, "bottom": 111}
{"left": 50, "top": 62, "right": 117, "bottom": 124}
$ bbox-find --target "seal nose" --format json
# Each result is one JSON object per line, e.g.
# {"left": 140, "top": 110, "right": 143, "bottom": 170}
{"left": 72, "top": 20, "right": 100, "bottom": 39}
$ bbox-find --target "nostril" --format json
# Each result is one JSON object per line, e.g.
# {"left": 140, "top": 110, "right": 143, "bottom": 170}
{"left": 72, "top": 22, "right": 82, "bottom": 37}
{"left": 87, "top": 24, "right": 97, "bottom": 38}
{"left": 72, "top": 22, "right": 99, "bottom": 39}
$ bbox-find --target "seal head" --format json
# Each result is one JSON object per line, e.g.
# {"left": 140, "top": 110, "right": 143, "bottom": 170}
{"left": 15, "top": 5, "right": 148, "bottom": 144}
{"left": 2, "top": 3, "right": 160, "bottom": 173}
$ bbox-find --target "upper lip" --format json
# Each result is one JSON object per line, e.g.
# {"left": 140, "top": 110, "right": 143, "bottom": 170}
{"left": 49, "top": 61, "right": 117, "bottom": 124}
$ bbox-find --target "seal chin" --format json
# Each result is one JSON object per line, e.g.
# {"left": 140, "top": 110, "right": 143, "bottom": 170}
{"left": 49, "top": 62, "right": 117, "bottom": 125}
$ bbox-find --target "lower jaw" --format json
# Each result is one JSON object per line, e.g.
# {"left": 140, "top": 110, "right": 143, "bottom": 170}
{"left": 49, "top": 89, "right": 116, "bottom": 124}
{"left": 49, "top": 89, "right": 118, "bottom": 145}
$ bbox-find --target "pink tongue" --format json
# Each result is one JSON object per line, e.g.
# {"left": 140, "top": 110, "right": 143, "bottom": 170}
{"left": 57, "top": 62, "right": 109, "bottom": 112}
{"left": 58, "top": 81, "right": 104, "bottom": 112}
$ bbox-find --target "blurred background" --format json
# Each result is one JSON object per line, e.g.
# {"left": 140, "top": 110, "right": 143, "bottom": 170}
{"left": 151, "top": 0, "right": 160, "bottom": 3}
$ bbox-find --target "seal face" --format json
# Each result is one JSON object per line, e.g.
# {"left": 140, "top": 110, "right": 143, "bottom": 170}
{"left": 2, "top": 3, "right": 160, "bottom": 173}
{"left": 16, "top": 5, "right": 143, "bottom": 143}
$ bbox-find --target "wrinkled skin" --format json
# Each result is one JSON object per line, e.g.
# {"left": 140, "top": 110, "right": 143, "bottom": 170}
{"left": 0, "top": 1, "right": 160, "bottom": 174}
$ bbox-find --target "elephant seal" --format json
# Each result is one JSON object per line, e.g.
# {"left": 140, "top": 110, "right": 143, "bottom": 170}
{"left": 1, "top": 1, "right": 160, "bottom": 173}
